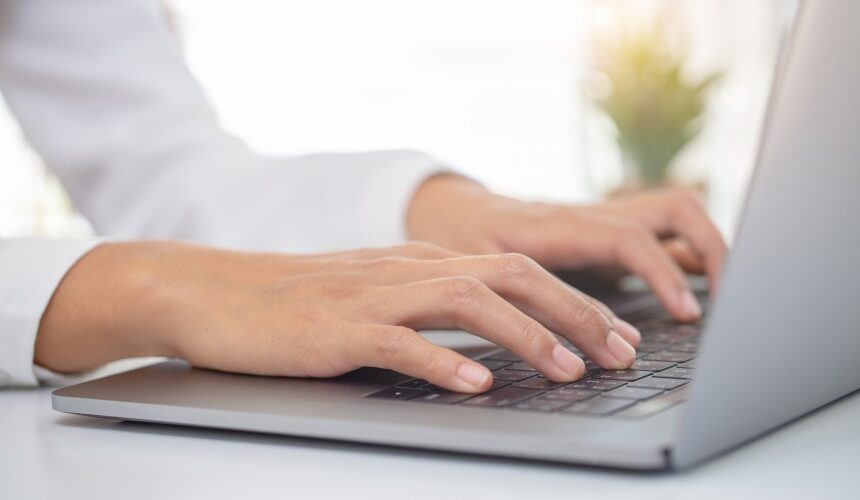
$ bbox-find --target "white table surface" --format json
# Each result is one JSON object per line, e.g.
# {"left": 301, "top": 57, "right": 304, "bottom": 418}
{"left": 2, "top": 385, "right": 859, "bottom": 500}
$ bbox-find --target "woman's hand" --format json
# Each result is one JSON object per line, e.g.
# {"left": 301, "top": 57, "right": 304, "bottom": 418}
{"left": 35, "top": 241, "right": 641, "bottom": 393}
{"left": 408, "top": 175, "right": 728, "bottom": 322}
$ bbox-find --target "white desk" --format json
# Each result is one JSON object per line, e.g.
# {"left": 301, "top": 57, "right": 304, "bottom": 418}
{"left": 2, "top": 387, "right": 859, "bottom": 500}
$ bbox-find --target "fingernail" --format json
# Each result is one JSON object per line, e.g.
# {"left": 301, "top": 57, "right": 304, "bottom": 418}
{"left": 605, "top": 330, "right": 636, "bottom": 367}
{"left": 552, "top": 343, "right": 584, "bottom": 378}
{"left": 613, "top": 318, "right": 641, "bottom": 347}
{"left": 679, "top": 290, "right": 702, "bottom": 319}
{"left": 456, "top": 363, "right": 490, "bottom": 390}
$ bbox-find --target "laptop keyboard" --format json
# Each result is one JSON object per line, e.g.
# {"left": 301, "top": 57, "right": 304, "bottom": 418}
{"left": 365, "top": 304, "right": 702, "bottom": 419}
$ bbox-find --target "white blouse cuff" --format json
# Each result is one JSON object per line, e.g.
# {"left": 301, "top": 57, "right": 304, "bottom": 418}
{"left": 0, "top": 237, "right": 102, "bottom": 387}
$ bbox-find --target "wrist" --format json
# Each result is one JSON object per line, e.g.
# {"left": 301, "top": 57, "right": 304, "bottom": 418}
{"left": 34, "top": 241, "right": 182, "bottom": 373}
{"left": 406, "top": 174, "right": 509, "bottom": 253}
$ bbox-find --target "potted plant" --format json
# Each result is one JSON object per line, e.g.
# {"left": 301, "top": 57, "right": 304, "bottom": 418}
{"left": 586, "top": 24, "right": 722, "bottom": 191}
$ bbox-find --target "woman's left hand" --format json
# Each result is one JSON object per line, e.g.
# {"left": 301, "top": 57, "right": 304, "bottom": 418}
{"left": 408, "top": 175, "right": 728, "bottom": 322}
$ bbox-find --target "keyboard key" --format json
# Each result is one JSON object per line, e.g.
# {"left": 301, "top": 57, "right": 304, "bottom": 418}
{"left": 477, "top": 359, "right": 512, "bottom": 371}
{"left": 666, "top": 324, "right": 700, "bottom": 336}
{"left": 367, "top": 387, "right": 428, "bottom": 401}
{"left": 512, "top": 377, "right": 568, "bottom": 390}
{"left": 615, "top": 387, "right": 691, "bottom": 418}
{"left": 462, "top": 386, "right": 543, "bottom": 407}
{"left": 540, "top": 388, "right": 600, "bottom": 401}
{"left": 652, "top": 332, "right": 689, "bottom": 343}
{"left": 395, "top": 378, "right": 429, "bottom": 389}
{"left": 595, "top": 370, "right": 652, "bottom": 381}
{"left": 636, "top": 341, "right": 670, "bottom": 353}
{"left": 671, "top": 341, "right": 699, "bottom": 353}
{"left": 485, "top": 349, "right": 521, "bottom": 362}
{"left": 630, "top": 360, "right": 676, "bottom": 372}
{"left": 487, "top": 380, "right": 512, "bottom": 391}
{"left": 566, "top": 379, "right": 628, "bottom": 391}
{"left": 628, "top": 376, "right": 688, "bottom": 390}
{"left": 493, "top": 369, "right": 537, "bottom": 382}
{"left": 603, "top": 386, "right": 664, "bottom": 400}
{"left": 653, "top": 367, "right": 694, "bottom": 379}
{"left": 512, "top": 396, "right": 572, "bottom": 412}
{"left": 422, "top": 380, "right": 510, "bottom": 394}
{"left": 677, "top": 359, "right": 698, "bottom": 369}
{"left": 506, "top": 362, "right": 539, "bottom": 372}
{"left": 413, "top": 390, "right": 475, "bottom": 404}
{"left": 562, "top": 397, "right": 635, "bottom": 416}
{"left": 643, "top": 351, "right": 696, "bottom": 363}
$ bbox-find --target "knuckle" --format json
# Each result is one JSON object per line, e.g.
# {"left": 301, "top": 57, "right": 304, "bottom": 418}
{"left": 518, "top": 319, "right": 546, "bottom": 346}
{"left": 614, "top": 222, "right": 652, "bottom": 252}
{"left": 672, "top": 188, "right": 703, "bottom": 210}
{"left": 570, "top": 299, "right": 610, "bottom": 332}
{"left": 442, "top": 276, "right": 487, "bottom": 306}
{"left": 401, "top": 241, "right": 447, "bottom": 255}
{"left": 421, "top": 349, "right": 455, "bottom": 376}
{"left": 494, "top": 253, "right": 541, "bottom": 279}
{"left": 373, "top": 327, "right": 415, "bottom": 360}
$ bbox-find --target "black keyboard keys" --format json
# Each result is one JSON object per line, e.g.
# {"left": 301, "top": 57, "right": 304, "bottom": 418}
{"left": 562, "top": 397, "right": 635, "bottom": 416}
{"left": 653, "top": 367, "right": 695, "bottom": 379}
{"left": 512, "top": 396, "right": 572, "bottom": 412}
{"left": 462, "top": 386, "right": 543, "bottom": 408}
{"left": 630, "top": 360, "right": 676, "bottom": 372}
{"left": 566, "top": 378, "right": 627, "bottom": 391}
{"left": 367, "top": 386, "right": 428, "bottom": 401}
{"left": 394, "top": 378, "right": 429, "bottom": 389}
{"left": 628, "top": 376, "right": 688, "bottom": 390}
{"left": 540, "top": 388, "right": 600, "bottom": 401}
{"left": 493, "top": 369, "right": 537, "bottom": 382}
{"left": 603, "top": 386, "right": 664, "bottom": 400}
{"left": 512, "top": 377, "right": 568, "bottom": 390}
{"left": 413, "top": 390, "right": 475, "bottom": 404}
{"left": 644, "top": 351, "right": 696, "bottom": 363}
{"left": 595, "top": 370, "right": 651, "bottom": 381}
{"left": 477, "top": 359, "right": 511, "bottom": 371}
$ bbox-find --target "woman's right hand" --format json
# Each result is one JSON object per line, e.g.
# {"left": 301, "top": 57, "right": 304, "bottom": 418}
{"left": 35, "top": 241, "right": 641, "bottom": 393}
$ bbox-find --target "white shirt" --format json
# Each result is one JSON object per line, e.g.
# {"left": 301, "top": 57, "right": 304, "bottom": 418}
{"left": 0, "top": 0, "right": 450, "bottom": 387}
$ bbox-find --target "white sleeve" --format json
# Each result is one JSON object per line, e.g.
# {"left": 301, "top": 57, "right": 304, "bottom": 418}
{"left": 0, "top": 238, "right": 102, "bottom": 388}
{"left": 0, "top": 0, "right": 450, "bottom": 253}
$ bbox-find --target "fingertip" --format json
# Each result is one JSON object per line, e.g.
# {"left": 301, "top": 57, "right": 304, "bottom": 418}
{"left": 605, "top": 330, "right": 637, "bottom": 368}
{"left": 679, "top": 289, "right": 702, "bottom": 322}
{"left": 551, "top": 343, "right": 586, "bottom": 380}
{"left": 455, "top": 362, "right": 492, "bottom": 393}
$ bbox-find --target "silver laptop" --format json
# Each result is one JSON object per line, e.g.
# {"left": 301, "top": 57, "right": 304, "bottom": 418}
{"left": 52, "top": 1, "right": 860, "bottom": 470}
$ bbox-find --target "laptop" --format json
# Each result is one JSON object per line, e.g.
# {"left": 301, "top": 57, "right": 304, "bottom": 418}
{"left": 52, "top": 0, "right": 860, "bottom": 470}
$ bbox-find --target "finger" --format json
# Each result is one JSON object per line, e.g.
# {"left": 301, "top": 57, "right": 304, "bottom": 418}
{"left": 665, "top": 194, "right": 727, "bottom": 292}
{"left": 605, "top": 190, "right": 727, "bottom": 292}
{"left": 370, "top": 276, "right": 587, "bottom": 382}
{"left": 569, "top": 288, "right": 641, "bottom": 348}
{"left": 663, "top": 239, "right": 706, "bottom": 274}
{"left": 354, "top": 325, "right": 493, "bottom": 393}
{"left": 381, "top": 256, "right": 637, "bottom": 369}
{"left": 612, "top": 224, "right": 702, "bottom": 322}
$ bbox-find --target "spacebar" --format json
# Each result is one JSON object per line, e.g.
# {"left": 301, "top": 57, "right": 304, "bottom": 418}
{"left": 616, "top": 386, "right": 691, "bottom": 418}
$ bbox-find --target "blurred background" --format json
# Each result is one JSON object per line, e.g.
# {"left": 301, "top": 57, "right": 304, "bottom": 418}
{"left": 0, "top": 0, "right": 796, "bottom": 240}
